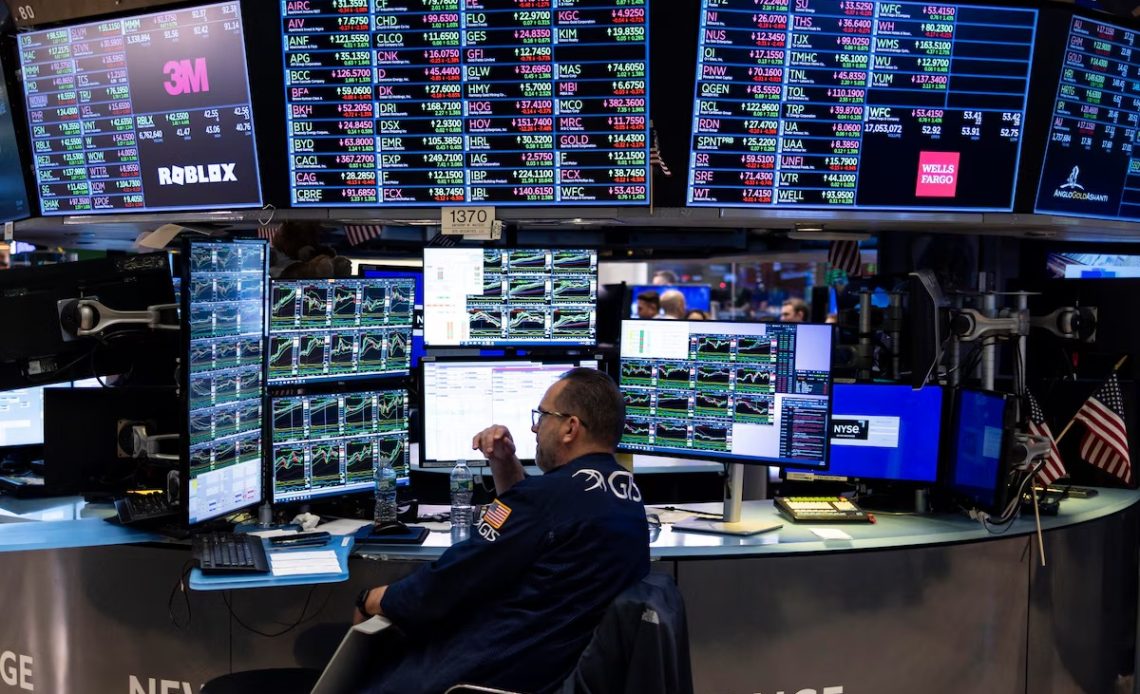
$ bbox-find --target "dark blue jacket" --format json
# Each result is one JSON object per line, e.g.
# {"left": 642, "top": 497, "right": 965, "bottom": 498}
{"left": 369, "top": 452, "right": 650, "bottom": 694}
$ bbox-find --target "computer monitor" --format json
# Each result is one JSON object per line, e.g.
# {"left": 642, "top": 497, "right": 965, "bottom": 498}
{"left": 617, "top": 320, "right": 834, "bottom": 468}
{"left": 359, "top": 265, "right": 425, "bottom": 367}
{"left": 270, "top": 387, "right": 410, "bottom": 505}
{"left": 423, "top": 248, "right": 598, "bottom": 347}
{"left": 0, "top": 253, "right": 176, "bottom": 388}
{"left": 279, "top": 1, "right": 650, "bottom": 207}
{"left": 628, "top": 285, "right": 712, "bottom": 318}
{"left": 267, "top": 277, "right": 414, "bottom": 385}
{"left": 686, "top": 0, "right": 1036, "bottom": 211}
{"left": 16, "top": 1, "right": 263, "bottom": 215}
{"left": 0, "top": 53, "right": 30, "bottom": 223}
{"left": 0, "top": 379, "right": 102, "bottom": 452}
{"left": 182, "top": 239, "right": 267, "bottom": 525}
{"left": 786, "top": 383, "right": 944, "bottom": 484}
{"left": 946, "top": 388, "right": 1014, "bottom": 514}
{"left": 421, "top": 358, "right": 595, "bottom": 468}
{"left": 1034, "top": 14, "right": 1140, "bottom": 222}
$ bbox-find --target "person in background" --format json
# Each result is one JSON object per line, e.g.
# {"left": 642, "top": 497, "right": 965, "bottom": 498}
{"left": 353, "top": 369, "right": 650, "bottom": 694}
{"left": 635, "top": 290, "right": 660, "bottom": 319}
{"left": 652, "top": 269, "right": 678, "bottom": 286}
{"left": 685, "top": 309, "right": 708, "bottom": 321}
{"left": 659, "top": 289, "right": 686, "bottom": 319}
{"left": 780, "top": 298, "right": 808, "bottom": 323}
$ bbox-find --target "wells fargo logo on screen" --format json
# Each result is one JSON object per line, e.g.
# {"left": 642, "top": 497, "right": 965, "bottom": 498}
{"left": 163, "top": 58, "right": 210, "bottom": 97}
{"left": 915, "top": 151, "right": 960, "bottom": 198}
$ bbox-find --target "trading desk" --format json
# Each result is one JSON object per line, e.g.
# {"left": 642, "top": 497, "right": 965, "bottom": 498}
{"left": 0, "top": 490, "right": 1135, "bottom": 693}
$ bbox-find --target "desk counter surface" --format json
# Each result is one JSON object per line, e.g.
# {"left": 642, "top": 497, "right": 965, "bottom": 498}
{"left": 2, "top": 488, "right": 1136, "bottom": 559}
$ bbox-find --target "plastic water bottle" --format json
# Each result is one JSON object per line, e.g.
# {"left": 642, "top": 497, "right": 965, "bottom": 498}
{"left": 450, "top": 459, "right": 474, "bottom": 542}
{"left": 374, "top": 462, "right": 398, "bottom": 525}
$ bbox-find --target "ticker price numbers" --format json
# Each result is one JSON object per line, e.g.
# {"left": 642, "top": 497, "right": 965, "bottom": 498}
{"left": 688, "top": 0, "right": 1034, "bottom": 208}
{"left": 282, "top": 0, "right": 650, "bottom": 206}
{"left": 19, "top": 4, "right": 255, "bottom": 214}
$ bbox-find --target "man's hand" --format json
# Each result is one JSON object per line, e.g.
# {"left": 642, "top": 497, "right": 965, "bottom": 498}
{"left": 472, "top": 425, "right": 525, "bottom": 495}
{"left": 472, "top": 425, "right": 517, "bottom": 465}
{"left": 352, "top": 586, "right": 387, "bottom": 625}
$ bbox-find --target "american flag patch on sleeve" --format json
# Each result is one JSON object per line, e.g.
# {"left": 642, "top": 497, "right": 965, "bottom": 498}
{"left": 482, "top": 500, "right": 512, "bottom": 529}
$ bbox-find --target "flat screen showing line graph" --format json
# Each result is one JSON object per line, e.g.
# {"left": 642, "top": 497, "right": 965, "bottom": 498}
{"left": 423, "top": 248, "right": 597, "bottom": 347}
{"left": 618, "top": 319, "right": 834, "bottom": 468}
{"left": 268, "top": 278, "right": 414, "bottom": 385}
{"left": 271, "top": 387, "right": 410, "bottom": 503}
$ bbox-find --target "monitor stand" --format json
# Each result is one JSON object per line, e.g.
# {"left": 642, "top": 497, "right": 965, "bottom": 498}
{"left": 672, "top": 464, "right": 782, "bottom": 536}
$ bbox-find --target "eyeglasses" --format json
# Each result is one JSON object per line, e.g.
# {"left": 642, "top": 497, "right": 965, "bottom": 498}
{"left": 531, "top": 407, "right": 587, "bottom": 428}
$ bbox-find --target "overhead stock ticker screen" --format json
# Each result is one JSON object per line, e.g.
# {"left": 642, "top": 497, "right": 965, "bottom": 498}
{"left": 281, "top": 0, "right": 651, "bottom": 206}
{"left": 687, "top": 1, "right": 1036, "bottom": 210}
{"left": 17, "top": 2, "right": 262, "bottom": 215}
{"left": 1035, "top": 16, "right": 1140, "bottom": 222}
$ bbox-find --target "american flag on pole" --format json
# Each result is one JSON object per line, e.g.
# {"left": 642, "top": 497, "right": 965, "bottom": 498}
{"left": 1026, "top": 390, "right": 1067, "bottom": 485}
{"left": 649, "top": 124, "right": 672, "bottom": 177}
{"left": 827, "top": 239, "right": 862, "bottom": 277}
{"left": 345, "top": 224, "right": 383, "bottom": 246}
{"left": 1073, "top": 372, "right": 1132, "bottom": 485}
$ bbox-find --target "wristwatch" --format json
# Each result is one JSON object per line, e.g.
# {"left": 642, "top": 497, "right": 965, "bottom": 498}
{"left": 355, "top": 588, "right": 373, "bottom": 618}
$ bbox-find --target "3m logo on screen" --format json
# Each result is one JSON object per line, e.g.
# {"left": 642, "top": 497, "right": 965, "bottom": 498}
{"left": 158, "top": 164, "right": 238, "bottom": 186}
{"left": 163, "top": 58, "right": 210, "bottom": 97}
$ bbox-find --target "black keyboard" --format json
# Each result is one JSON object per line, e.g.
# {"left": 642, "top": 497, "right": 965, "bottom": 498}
{"left": 775, "top": 496, "right": 873, "bottom": 523}
{"left": 192, "top": 532, "right": 270, "bottom": 574}
{"left": 114, "top": 490, "right": 179, "bottom": 524}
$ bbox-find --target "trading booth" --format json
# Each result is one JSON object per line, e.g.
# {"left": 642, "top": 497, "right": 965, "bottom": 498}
{"left": 0, "top": 1, "right": 1138, "bottom": 693}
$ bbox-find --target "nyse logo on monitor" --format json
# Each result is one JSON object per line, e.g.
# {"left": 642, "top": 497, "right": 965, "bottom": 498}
{"left": 163, "top": 58, "right": 210, "bottom": 96}
{"left": 831, "top": 418, "right": 869, "bottom": 441}
{"left": 157, "top": 164, "right": 238, "bottom": 186}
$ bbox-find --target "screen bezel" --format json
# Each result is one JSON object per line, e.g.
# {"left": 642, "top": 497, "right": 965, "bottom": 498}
{"left": 180, "top": 237, "right": 268, "bottom": 526}
{"left": 422, "top": 247, "right": 600, "bottom": 349}
{"left": 615, "top": 318, "right": 835, "bottom": 468}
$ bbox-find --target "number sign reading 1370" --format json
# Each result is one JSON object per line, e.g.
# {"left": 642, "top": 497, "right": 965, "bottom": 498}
{"left": 442, "top": 207, "right": 498, "bottom": 239}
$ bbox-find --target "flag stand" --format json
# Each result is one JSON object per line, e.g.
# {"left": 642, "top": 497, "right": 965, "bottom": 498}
{"left": 1054, "top": 354, "right": 1129, "bottom": 446}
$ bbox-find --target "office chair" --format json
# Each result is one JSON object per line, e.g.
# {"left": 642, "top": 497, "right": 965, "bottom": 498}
{"left": 203, "top": 574, "right": 692, "bottom": 694}
{"left": 447, "top": 572, "right": 694, "bottom": 694}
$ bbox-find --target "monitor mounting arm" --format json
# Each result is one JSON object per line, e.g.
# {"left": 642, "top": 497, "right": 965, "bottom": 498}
{"left": 58, "top": 298, "right": 180, "bottom": 339}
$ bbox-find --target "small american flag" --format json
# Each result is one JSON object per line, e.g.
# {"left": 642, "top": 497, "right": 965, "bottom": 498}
{"left": 1073, "top": 372, "right": 1132, "bottom": 485}
{"left": 482, "top": 500, "right": 512, "bottom": 530}
{"left": 257, "top": 224, "right": 281, "bottom": 241}
{"left": 649, "top": 124, "right": 672, "bottom": 177}
{"left": 1026, "top": 390, "right": 1066, "bottom": 485}
{"left": 827, "top": 239, "right": 862, "bottom": 277}
{"left": 345, "top": 224, "right": 383, "bottom": 246}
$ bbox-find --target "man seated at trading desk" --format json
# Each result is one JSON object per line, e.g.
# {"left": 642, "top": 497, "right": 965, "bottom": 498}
{"left": 353, "top": 368, "right": 650, "bottom": 693}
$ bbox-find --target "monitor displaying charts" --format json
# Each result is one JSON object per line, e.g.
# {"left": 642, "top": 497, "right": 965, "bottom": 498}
{"left": 183, "top": 240, "right": 267, "bottom": 525}
{"left": 280, "top": 0, "right": 651, "bottom": 206}
{"left": 17, "top": 1, "right": 262, "bottom": 215}
{"left": 686, "top": 0, "right": 1036, "bottom": 211}
{"left": 1035, "top": 15, "right": 1140, "bottom": 222}
{"left": 271, "top": 388, "right": 410, "bottom": 504}
{"left": 423, "top": 248, "right": 598, "bottom": 347}
{"left": 268, "top": 278, "right": 415, "bottom": 385}
{"left": 618, "top": 319, "right": 834, "bottom": 468}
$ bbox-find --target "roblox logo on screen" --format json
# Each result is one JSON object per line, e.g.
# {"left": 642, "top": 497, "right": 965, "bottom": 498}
{"left": 831, "top": 419, "right": 869, "bottom": 441}
{"left": 914, "top": 151, "right": 960, "bottom": 197}
{"left": 163, "top": 58, "right": 210, "bottom": 96}
{"left": 157, "top": 164, "right": 237, "bottom": 186}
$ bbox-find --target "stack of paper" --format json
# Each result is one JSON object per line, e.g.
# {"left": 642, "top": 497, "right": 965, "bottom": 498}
{"left": 269, "top": 550, "right": 342, "bottom": 577}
